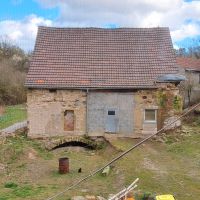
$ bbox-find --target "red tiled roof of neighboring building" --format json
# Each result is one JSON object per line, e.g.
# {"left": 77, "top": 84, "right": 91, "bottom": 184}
{"left": 176, "top": 57, "right": 200, "bottom": 71}
{"left": 25, "top": 26, "right": 178, "bottom": 89}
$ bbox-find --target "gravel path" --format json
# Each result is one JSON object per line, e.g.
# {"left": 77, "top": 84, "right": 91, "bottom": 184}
{"left": 0, "top": 120, "right": 27, "bottom": 135}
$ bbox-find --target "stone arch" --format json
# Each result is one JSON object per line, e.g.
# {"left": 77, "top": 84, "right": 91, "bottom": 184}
{"left": 45, "top": 136, "right": 99, "bottom": 150}
{"left": 52, "top": 140, "right": 95, "bottom": 150}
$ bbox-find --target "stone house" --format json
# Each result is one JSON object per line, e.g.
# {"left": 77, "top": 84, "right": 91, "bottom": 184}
{"left": 25, "top": 26, "right": 182, "bottom": 138}
{"left": 177, "top": 57, "right": 200, "bottom": 106}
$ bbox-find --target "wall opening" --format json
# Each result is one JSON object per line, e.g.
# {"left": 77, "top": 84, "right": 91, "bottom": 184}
{"left": 49, "top": 89, "right": 57, "bottom": 93}
{"left": 64, "top": 110, "right": 74, "bottom": 131}
{"left": 52, "top": 141, "right": 95, "bottom": 150}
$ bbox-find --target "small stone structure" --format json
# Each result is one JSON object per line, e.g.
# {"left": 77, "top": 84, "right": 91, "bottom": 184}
{"left": 26, "top": 27, "right": 182, "bottom": 139}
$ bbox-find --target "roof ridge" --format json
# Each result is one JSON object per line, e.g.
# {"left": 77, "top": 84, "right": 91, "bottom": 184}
{"left": 38, "top": 26, "right": 169, "bottom": 31}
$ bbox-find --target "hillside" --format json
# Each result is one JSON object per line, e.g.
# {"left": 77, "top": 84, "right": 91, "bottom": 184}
{"left": 0, "top": 116, "right": 199, "bottom": 200}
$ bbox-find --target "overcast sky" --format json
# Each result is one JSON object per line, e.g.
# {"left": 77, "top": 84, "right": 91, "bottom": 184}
{"left": 0, "top": 0, "right": 200, "bottom": 51}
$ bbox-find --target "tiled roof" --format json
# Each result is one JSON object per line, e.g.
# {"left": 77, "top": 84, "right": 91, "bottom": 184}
{"left": 25, "top": 27, "right": 178, "bottom": 89}
{"left": 176, "top": 57, "right": 200, "bottom": 71}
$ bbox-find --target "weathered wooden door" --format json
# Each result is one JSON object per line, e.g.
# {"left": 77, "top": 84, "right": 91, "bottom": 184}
{"left": 64, "top": 110, "right": 74, "bottom": 131}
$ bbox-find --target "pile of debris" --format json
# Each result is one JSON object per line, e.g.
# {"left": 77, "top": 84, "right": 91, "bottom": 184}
{"left": 72, "top": 179, "right": 139, "bottom": 200}
{"left": 72, "top": 195, "right": 106, "bottom": 200}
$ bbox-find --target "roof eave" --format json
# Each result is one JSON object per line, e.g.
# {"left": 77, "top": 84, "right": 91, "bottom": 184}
{"left": 25, "top": 85, "right": 158, "bottom": 90}
{"left": 185, "top": 68, "right": 200, "bottom": 72}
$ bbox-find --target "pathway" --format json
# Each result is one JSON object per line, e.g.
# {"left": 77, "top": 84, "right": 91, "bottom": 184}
{"left": 0, "top": 120, "right": 27, "bottom": 135}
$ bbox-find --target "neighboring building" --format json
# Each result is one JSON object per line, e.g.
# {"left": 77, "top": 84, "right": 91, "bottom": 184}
{"left": 177, "top": 57, "right": 200, "bottom": 106}
{"left": 25, "top": 26, "right": 182, "bottom": 138}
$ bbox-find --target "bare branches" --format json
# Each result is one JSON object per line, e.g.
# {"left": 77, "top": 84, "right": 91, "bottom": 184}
{"left": 0, "top": 39, "right": 29, "bottom": 105}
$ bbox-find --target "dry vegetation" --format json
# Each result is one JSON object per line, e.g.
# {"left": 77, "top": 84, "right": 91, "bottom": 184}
{"left": 0, "top": 40, "right": 30, "bottom": 105}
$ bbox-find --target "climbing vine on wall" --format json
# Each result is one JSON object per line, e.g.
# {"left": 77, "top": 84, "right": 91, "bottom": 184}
{"left": 157, "top": 90, "right": 167, "bottom": 108}
{"left": 173, "top": 95, "right": 182, "bottom": 111}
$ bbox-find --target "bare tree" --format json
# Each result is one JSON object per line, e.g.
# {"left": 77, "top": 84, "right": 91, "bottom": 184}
{"left": 0, "top": 38, "right": 30, "bottom": 105}
{"left": 175, "top": 38, "right": 200, "bottom": 59}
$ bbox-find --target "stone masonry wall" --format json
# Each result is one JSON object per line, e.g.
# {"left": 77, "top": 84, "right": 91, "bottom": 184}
{"left": 27, "top": 84, "right": 182, "bottom": 138}
{"left": 133, "top": 89, "right": 158, "bottom": 136}
{"left": 27, "top": 89, "right": 87, "bottom": 138}
{"left": 134, "top": 83, "right": 182, "bottom": 136}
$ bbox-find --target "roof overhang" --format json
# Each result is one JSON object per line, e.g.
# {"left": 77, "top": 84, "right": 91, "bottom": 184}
{"left": 156, "top": 74, "right": 186, "bottom": 83}
{"left": 25, "top": 85, "right": 159, "bottom": 90}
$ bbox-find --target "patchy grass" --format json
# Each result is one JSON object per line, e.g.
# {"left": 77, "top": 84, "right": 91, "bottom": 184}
{"left": 167, "top": 133, "right": 200, "bottom": 157}
{"left": 0, "top": 133, "right": 53, "bottom": 164}
{"left": 4, "top": 182, "right": 18, "bottom": 189}
{"left": 0, "top": 184, "right": 44, "bottom": 199}
{"left": 0, "top": 104, "right": 27, "bottom": 129}
{"left": 0, "top": 121, "right": 199, "bottom": 200}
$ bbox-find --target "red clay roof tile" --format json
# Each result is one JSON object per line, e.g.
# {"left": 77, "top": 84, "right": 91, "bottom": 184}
{"left": 25, "top": 27, "right": 178, "bottom": 89}
{"left": 176, "top": 57, "right": 200, "bottom": 71}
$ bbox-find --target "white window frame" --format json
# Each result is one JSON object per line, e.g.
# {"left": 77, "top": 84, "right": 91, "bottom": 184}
{"left": 144, "top": 109, "right": 157, "bottom": 123}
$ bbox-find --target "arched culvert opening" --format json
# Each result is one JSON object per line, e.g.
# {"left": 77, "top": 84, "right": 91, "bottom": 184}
{"left": 51, "top": 141, "right": 96, "bottom": 150}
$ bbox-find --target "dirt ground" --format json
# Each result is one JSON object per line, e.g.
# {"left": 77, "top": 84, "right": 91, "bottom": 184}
{"left": 0, "top": 121, "right": 200, "bottom": 200}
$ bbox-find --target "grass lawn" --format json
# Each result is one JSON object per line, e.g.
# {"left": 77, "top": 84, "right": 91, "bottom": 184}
{"left": 0, "top": 105, "right": 27, "bottom": 129}
{"left": 0, "top": 120, "right": 199, "bottom": 200}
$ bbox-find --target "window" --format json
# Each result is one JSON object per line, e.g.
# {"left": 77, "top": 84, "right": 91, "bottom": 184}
{"left": 108, "top": 110, "right": 115, "bottom": 115}
{"left": 64, "top": 110, "right": 74, "bottom": 131}
{"left": 144, "top": 109, "right": 157, "bottom": 122}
